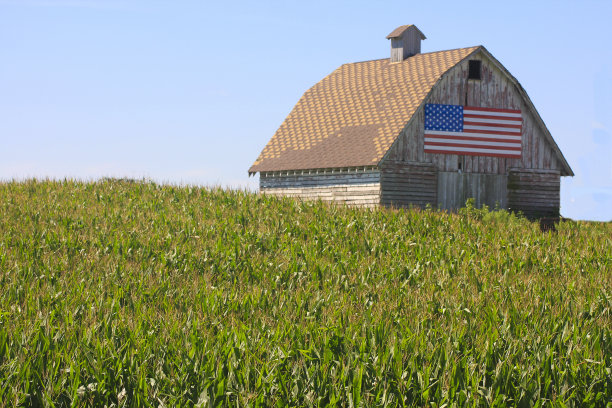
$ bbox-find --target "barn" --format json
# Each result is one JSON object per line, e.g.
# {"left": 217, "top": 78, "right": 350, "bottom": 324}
{"left": 248, "top": 25, "right": 573, "bottom": 219}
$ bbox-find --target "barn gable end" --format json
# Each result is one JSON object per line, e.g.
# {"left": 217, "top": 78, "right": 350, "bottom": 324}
{"left": 380, "top": 47, "right": 571, "bottom": 217}
{"left": 383, "top": 48, "right": 571, "bottom": 175}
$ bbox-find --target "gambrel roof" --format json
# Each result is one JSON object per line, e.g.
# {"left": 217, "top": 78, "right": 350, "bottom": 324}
{"left": 249, "top": 46, "right": 573, "bottom": 176}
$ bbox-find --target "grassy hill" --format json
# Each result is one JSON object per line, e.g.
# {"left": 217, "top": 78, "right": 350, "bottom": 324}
{"left": 0, "top": 180, "right": 609, "bottom": 407}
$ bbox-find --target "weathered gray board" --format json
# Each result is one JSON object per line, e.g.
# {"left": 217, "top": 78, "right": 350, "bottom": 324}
{"left": 260, "top": 171, "right": 381, "bottom": 207}
{"left": 260, "top": 171, "right": 379, "bottom": 188}
{"left": 380, "top": 161, "right": 437, "bottom": 208}
{"left": 437, "top": 172, "right": 507, "bottom": 211}
{"left": 390, "top": 27, "right": 423, "bottom": 62}
{"left": 508, "top": 169, "right": 560, "bottom": 219}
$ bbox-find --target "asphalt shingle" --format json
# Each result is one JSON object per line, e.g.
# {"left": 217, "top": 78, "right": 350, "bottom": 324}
{"left": 249, "top": 46, "right": 479, "bottom": 174}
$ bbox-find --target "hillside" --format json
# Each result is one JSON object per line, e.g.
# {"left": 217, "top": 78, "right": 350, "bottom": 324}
{"left": 0, "top": 180, "right": 610, "bottom": 407}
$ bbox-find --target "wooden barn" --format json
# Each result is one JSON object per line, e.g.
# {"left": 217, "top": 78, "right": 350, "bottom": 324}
{"left": 248, "top": 25, "right": 573, "bottom": 219}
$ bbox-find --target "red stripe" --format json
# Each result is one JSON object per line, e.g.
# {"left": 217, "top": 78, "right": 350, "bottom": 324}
{"left": 424, "top": 141, "right": 522, "bottom": 151}
{"left": 463, "top": 113, "right": 523, "bottom": 121}
{"left": 464, "top": 106, "right": 521, "bottom": 114}
{"left": 461, "top": 128, "right": 522, "bottom": 136}
{"left": 425, "top": 149, "right": 521, "bottom": 158}
{"left": 425, "top": 134, "right": 521, "bottom": 143}
{"left": 464, "top": 121, "right": 522, "bottom": 129}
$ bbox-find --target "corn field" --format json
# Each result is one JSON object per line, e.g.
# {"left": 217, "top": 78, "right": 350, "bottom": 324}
{"left": 0, "top": 179, "right": 610, "bottom": 407}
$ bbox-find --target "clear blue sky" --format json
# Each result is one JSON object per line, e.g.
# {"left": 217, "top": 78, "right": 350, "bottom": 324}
{"left": 1, "top": 0, "right": 611, "bottom": 221}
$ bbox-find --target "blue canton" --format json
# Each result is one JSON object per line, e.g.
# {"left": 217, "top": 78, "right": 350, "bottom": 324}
{"left": 424, "top": 104, "right": 463, "bottom": 132}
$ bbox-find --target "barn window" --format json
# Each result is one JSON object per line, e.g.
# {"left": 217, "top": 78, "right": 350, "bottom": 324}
{"left": 468, "top": 60, "right": 482, "bottom": 80}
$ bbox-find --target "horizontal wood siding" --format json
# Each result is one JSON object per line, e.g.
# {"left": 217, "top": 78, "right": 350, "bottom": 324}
{"left": 260, "top": 171, "right": 380, "bottom": 207}
{"left": 508, "top": 170, "right": 560, "bottom": 219}
{"left": 437, "top": 172, "right": 507, "bottom": 211}
{"left": 261, "top": 171, "right": 379, "bottom": 188}
{"left": 384, "top": 51, "right": 564, "bottom": 175}
{"left": 380, "top": 161, "right": 437, "bottom": 208}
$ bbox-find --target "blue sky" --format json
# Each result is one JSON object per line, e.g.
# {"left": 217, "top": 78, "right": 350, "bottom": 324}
{"left": 1, "top": 0, "right": 611, "bottom": 221}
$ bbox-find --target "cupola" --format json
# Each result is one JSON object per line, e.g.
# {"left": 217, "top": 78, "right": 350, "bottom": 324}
{"left": 386, "top": 25, "right": 426, "bottom": 62}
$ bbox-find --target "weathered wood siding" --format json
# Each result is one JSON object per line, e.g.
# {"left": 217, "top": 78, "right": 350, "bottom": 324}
{"left": 437, "top": 173, "right": 507, "bottom": 210}
{"left": 260, "top": 171, "right": 380, "bottom": 207}
{"left": 390, "top": 29, "right": 422, "bottom": 62}
{"left": 380, "top": 161, "right": 437, "bottom": 208}
{"left": 382, "top": 49, "right": 565, "bottom": 215}
{"left": 385, "top": 50, "right": 563, "bottom": 175}
{"left": 508, "top": 169, "right": 560, "bottom": 219}
{"left": 390, "top": 38, "right": 405, "bottom": 63}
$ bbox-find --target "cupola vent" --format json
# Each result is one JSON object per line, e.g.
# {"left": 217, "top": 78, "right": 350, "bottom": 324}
{"left": 386, "top": 25, "right": 426, "bottom": 63}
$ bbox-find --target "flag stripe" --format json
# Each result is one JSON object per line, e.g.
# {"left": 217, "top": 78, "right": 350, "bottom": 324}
{"left": 463, "top": 122, "right": 522, "bottom": 131}
{"left": 463, "top": 124, "right": 522, "bottom": 132}
{"left": 464, "top": 113, "right": 523, "bottom": 121}
{"left": 424, "top": 130, "right": 522, "bottom": 140}
{"left": 464, "top": 106, "right": 521, "bottom": 114}
{"left": 425, "top": 134, "right": 522, "bottom": 143}
{"left": 424, "top": 103, "right": 522, "bottom": 158}
{"left": 425, "top": 147, "right": 521, "bottom": 158}
{"left": 425, "top": 141, "right": 521, "bottom": 151}
{"left": 463, "top": 110, "right": 522, "bottom": 118}
{"left": 458, "top": 128, "right": 522, "bottom": 136}
{"left": 462, "top": 116, "right": 522, "bottom": 125}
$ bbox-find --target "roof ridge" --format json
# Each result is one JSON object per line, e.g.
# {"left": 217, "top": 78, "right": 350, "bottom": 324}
{"left": 343, "top": 45, "right": 482, "bottom": 66}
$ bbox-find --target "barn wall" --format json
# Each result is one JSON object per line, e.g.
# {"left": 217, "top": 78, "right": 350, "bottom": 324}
{"left": 385, "top": 51, "right": 563, "bottom": 175}
{"left": 508, "top": 169, "right": 560, "bottom": 219}
{"left": 380, "top": 161, "right": 437, "bottom": 208}
{"left": 260, "top": 171, "right": 380, "bottom": 207}
{"left": 437, "top": 173, "right": 507, "bottom": 210}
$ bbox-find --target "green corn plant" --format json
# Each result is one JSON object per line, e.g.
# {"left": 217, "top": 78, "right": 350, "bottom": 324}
{"left": 0, "top": 179, "right": 609, "bottom": 407}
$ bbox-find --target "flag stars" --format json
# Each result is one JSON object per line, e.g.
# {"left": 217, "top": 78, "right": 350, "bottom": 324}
{"left": 424, "top": 103, "right": 463, "bottom": 132}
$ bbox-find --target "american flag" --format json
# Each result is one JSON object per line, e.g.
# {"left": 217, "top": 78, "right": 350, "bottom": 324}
{"left": 423, "top": 104, "right": 522, "bottom": 158}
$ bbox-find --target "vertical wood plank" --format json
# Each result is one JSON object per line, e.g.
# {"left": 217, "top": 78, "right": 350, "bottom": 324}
{"left": 464, "top": 155, "right": 471, "bottom": 173}
{"left": 523, "top": 111, "right": 532, "bottom": 169}
{"left": 532, "top": 118, "right": 539, "bottom": 169}
{"left": 538, "top": 135, "right": 545, "bottom": 169}
{"left": 416, "top": 109, "right": 424, "bottom": 162}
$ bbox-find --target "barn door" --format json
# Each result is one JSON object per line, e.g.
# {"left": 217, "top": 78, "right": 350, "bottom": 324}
{"left": 437, "top": 172, "right": 508, "bottom": 211}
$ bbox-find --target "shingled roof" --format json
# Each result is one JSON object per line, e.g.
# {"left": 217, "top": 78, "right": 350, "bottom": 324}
{"left": 249, "top": 46, "right": 480, "bottom": 174}
{"left": 386, "top": 24, "right": 426, "bottom": 40}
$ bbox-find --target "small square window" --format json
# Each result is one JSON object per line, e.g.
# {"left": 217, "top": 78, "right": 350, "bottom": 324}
{"left": 468, "top": 60, "right": 481, "bottom": 80}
